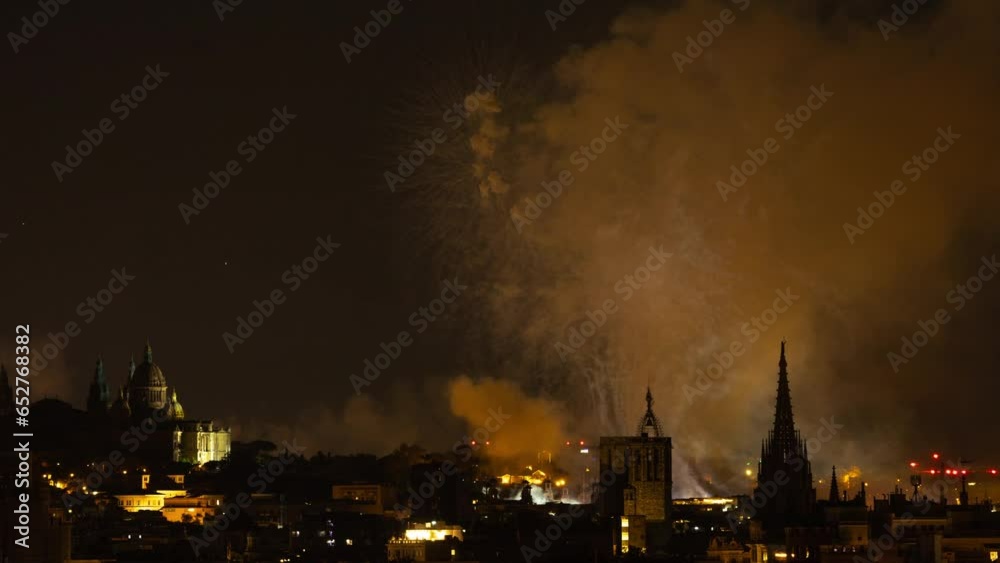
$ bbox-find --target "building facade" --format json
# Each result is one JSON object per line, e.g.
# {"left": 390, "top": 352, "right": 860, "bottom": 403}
{"left": 599, "top": 388, "right": 673, "bottom": 554}
{"left": 86, "top": 341, "right": 231, "bottom": 464}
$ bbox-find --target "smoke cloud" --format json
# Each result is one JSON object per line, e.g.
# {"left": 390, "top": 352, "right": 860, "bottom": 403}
{"left": 404, "top": 0, "right": 1000, "bottom": 497}
{"left": 448, "top": 374, "right": 568, "bottom": 461}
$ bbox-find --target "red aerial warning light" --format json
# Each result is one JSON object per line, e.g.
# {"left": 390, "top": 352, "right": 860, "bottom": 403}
{"left": 579, "top": 440, "right": 585, "bottom": 446}
{"left": 961, "top": 470, "right": 968, "bottom": 475}
{"left": 945, "top": 469, "right": 953, "bottom": 475}
{"left": 909, "top": 462, "right": 918, "bottom": 468}
{"left": 990, "top": 469, "right": 999, "bottom": 475}
{"left": 932, "top": 453, "right": 941, "bottom": 460}
{"left": 929, "top": 469, "right": 938, "bottom": 475}
{"left": 470, "top": 440, "right": 477, "bottom": 446}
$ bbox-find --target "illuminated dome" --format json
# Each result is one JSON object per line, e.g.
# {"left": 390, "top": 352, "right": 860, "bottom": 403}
{"left": 169, "top": 388, "right": 185, "bottom": 420}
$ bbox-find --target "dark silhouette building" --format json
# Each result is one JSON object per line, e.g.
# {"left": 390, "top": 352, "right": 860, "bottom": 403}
{"left": 753, "top": 341, "right": 815, "bottom": 544}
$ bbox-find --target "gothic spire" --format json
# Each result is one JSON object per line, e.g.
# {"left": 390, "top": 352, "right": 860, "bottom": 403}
{"left": 770, "top": 340, "right": 797, "bottom": 456}
{"left": 128, "top": 354, "right": 136, "bottom": 381}
{"left": 829, "top": 466, "right": 840, "bottom": 503}
{"left": 87, "top": 356, "right": 111, "bottom": 414}
{"left": 637, "top": 386, "right": 664, "bottom": 438}
{"left": 143, "top": 339, "right": 153, "bottom": 364}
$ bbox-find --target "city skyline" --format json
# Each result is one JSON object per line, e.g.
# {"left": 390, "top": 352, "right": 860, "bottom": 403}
{"left": 2, "top": 1, "right": 1000, "bottom": 560}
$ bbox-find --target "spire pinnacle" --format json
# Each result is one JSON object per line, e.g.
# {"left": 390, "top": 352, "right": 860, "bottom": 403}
{"left": 829, "top": 466, "right": 840, "bottom": 503}
{"left": 143, "top": 339, "right": 153, "bottom": 364}
{"left": 770, "top": 341, "right": 797, "bottom": 455}
{"left": 87, "top": 355, "right": 111, "bottom": 412}
{"left": 637, "top": 386, "right": 664, "bottom": 438}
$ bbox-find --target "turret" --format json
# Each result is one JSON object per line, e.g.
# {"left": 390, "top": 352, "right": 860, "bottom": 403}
{"left": 829, "top": 466, "right": 840, "bottom": 504}
{"left": 638, "top": 386, "right": 664, "bottom": 438}
{"left": 86, "top": 356, "right": 111, "bottom": 415}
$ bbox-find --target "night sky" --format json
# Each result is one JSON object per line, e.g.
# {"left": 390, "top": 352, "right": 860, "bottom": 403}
{"left": 3, "top": 0, "right": 999, "bottom": 498}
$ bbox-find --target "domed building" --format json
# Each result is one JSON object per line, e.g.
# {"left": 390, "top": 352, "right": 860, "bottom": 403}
{"left": 85, "top": 340, "right": 230, "bottom": 465}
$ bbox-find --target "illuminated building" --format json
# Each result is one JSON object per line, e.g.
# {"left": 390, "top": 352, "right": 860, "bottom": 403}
{"left": 598, "top": 387, "right": 673, "bottom": 553}
{"left": 112, "top": 492, "right": 166, "bottom": 512}
{"left": 87, "top": 341, "right": 231, "bottom": 464}
{"left": 388, "top": 522, "right": 464, "bottom": 561}
{"left": 170, "top": 420, "right": 231, "bottom": 464}
{"left": 161, "top": 494, "right": 224, "bottom": 523}
{"left": 403, "top": 522, "right": 464, "bottom": 542}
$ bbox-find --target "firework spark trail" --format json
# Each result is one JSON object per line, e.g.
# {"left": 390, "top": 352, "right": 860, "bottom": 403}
{"left": 384, "top": 0, "right": 1000, "bottom": 497}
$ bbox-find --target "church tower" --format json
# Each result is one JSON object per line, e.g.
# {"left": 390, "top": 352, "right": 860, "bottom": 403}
{"left": 599, "top": 387, "right": 673, "bottom": 554}
{"left": 86, "top": 356, "right": 111, "bottom": 415}
{"left": 754, "top": 341, "right": 815, "bottom": 542}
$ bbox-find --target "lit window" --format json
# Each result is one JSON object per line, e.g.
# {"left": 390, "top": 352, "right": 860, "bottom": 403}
{"left": 990, "top": 551, "right": 998, "bottom": 562}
